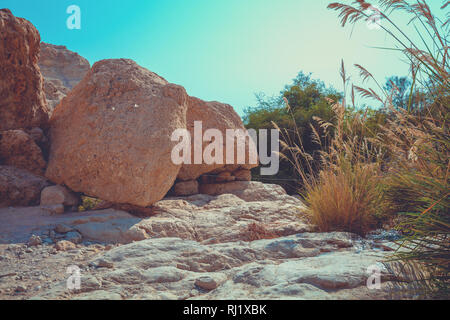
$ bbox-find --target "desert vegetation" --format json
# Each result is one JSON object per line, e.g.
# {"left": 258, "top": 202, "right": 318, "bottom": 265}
{"left": 245, "top": 0, "right": 449, "bottom": 298}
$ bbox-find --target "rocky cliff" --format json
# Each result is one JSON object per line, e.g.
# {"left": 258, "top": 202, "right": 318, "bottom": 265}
{"left": 38, "top": 43, "right": 90, "bottom": 111}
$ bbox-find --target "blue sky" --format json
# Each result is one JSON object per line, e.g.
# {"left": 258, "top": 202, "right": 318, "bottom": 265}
{"left": 2, "top": 0, "right": 447, "bottom": 116}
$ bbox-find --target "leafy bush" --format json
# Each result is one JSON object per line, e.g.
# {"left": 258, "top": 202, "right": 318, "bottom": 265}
{"left": 78, "top": 196, "right": 103, "bottom": 212}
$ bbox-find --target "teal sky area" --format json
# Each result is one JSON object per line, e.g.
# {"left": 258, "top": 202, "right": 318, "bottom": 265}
{"left": 2, "top": 0, "right": 447, "bottom": 116}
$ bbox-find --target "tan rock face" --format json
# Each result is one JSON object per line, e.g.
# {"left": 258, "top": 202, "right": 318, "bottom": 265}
{"left": 0, "top": 165, "right": 49, "bottom": 207}
{"left": 46, "top": 59, "right": 188, "bottom": 207}
{"left": 39, "top": 43, "right": 90, "bottom": 111}
{"left": 0, "top": 9, "right": 49, "bottom": 131}
{"left": 0, "top": 130, "right": 47, "bottom": 176}
{"left": 177, "top": 96, "right": 258, "bottom": 181}
{"left": 39, "top": 43, "right": 90, "bottom": 89}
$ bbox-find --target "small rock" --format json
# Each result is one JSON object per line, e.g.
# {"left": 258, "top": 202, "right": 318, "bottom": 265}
{"left": 41, "top": 185, "right": 79, "bottom": 206}
{"left": 64, "top": 231, "right": 82, "bottom": 244}
{"left": 190, "top": 289, "right": 200, "bottom": 297}
{"left": 54, "top": 224, "right": 73, "bottom": 234}
{"left": 195, "top": 276, "right": 220, "bottom": 291}
{"left": 15, "top": 285, "right": 27, "bottom": 293}
{"left": 55, "top": 240, "right": 76, "bottom": 251}
{"left": 28, "top": 235, "right": 42, "bottom": 247}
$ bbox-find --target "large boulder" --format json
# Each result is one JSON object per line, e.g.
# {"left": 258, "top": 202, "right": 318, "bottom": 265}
{"left": 0, "top": 129, "right": 47, "bottom": 176}
{"left": 0, "top": 165, "right": 49, "bottom": 207}
{"left": 0, "top": 9, "right": 49, "bottom": 131}
{"left": 39, "top": 43, "right": 90, "bottom": 111}
{"left": 176, "top": 97, "right": 258, "bottom": 181}
{"left": 46, "top": 59, "right": 188, "bottom": 207}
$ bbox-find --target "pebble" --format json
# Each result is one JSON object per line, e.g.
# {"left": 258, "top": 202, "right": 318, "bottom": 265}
{"left": 195, "top": 276, "right": 220, "bottom": 291}
{"left": 28, "top": 235, "right": 42, "bottom": 247}
{"left": 55, "top": 240, "right": 76, "bottom": 251}
{"left": 15, "top": 285, "right": 26, "bottom": 293}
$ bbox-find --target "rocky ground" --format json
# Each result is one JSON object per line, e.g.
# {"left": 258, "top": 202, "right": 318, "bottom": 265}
{"left": 0, "top": 182, "right": 415, "bottom": 300}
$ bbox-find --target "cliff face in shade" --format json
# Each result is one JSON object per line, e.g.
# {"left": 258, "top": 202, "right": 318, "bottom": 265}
{"left": 45, "top": 59, "right": 188, "bottom": 207}
{"left": 0, "top": 9, "right": 49, "bottom": 131}
{"left": 39, "top": 43, "right": 90, "bottom": 111}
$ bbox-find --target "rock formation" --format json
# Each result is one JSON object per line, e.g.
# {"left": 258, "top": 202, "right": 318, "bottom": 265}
{"left": 0, "top": 165, "right": 49, "bottom": 207}
{"left": 46, "top": 59, "right": 189, "bottom": 207}
{"left": 45, "top": 57, "right": 259, "bottom": 207}
{"left": 38, "top": 43, "right": 90, "bottom": 111}
{"left": 0, "top": 129, "right": 47, "bottom": 176}
{"left": 0, "top": 9, "right": 49, "bottom": 131}
{"left": 176, "top": 96, "right": 258, "bottom": 181}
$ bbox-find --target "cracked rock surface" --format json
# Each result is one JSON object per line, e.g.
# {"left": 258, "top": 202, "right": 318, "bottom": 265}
{"left": 0, "top": 182, "right": 412, "bottom": 300}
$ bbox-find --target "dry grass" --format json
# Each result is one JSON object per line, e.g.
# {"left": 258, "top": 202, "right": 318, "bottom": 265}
{"left": 326, "top": 0, "right": 449, "bottom": 297}
{"left": 273, "top": 0, "right": 448, "bottom": 295}
{"left": 306, "top": 163, "right": 384, "bottom": 235}
{"left": 274, "top": 62, "right": 387, "bottom": 236}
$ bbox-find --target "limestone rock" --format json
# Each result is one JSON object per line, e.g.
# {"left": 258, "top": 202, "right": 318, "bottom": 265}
{"left": 176, "top": 96, "right": 258, "bottom": 181}
{"left": 34, "top": 234, "right": 406, "bottom": 300}
{"left": 39, "top": 43, "right": 90, "bottom": 90}
{"left": 40, "top": 185, "right": 79, "bottom": 206}
{"left": 27, "top": 235, "right": 42, "bottom": 247}
{"left": 0, "top": 129, "right": 47, "bottom": 176}
{"left": 199, "top": 181, "right": 288, "bottom": 202}
{"left": 173, "top": 180, "right": 199, "bottom": 196}
{"left": 232, "top": 169, "right": 252, "bottom": 181}
{"left": 215, "top": 171, "right": 235, "bottom": 183}
{"left": 42, "top": 79, "right": 69, "bottom": 112}
{"left": 0, "top": 182, "right": 309, "bottom": 244}
{"left": 0, "top": 9, "right": 49, "bottom": 131}
{"left": 39, "top": 43, "right": 90, "bottom": 112}
{"left": 55, "top": 240, "right": 76, "bottom": 251}
{"left": 0, "top": 165, "right": 49, "bottom": 207}
{"left": 195, "top": 274, "right": 227, "bottom": 291}
{"left": 46, "top": 59, "right": 188, "bottom": 207}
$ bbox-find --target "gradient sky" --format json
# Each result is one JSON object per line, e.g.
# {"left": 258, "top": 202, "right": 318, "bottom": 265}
{"left": 2, "top": 0, "right": 447, "bottom": 115}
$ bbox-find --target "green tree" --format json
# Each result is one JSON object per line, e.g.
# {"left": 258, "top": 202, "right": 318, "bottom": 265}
{"left": 244, "top": 72, "right": 341, "bottom": 193}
